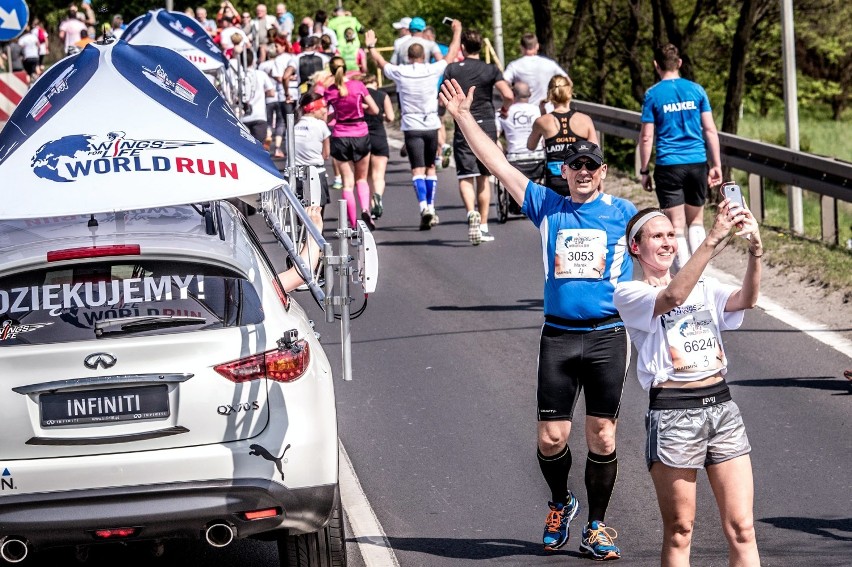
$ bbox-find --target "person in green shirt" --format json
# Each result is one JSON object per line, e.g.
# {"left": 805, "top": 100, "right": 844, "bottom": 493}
{"left": 328, "top": 7, "right": 363, "bottom": 49}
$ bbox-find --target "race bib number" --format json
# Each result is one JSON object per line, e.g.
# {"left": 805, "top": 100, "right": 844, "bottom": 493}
{"left": 553, "top": 229, "right": 607, "bottom": 279}
{"left": 662, "top": 309, "right": 725, "bottom": 373}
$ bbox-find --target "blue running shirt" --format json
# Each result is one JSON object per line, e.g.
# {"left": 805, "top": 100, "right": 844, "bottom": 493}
{"left": 522, "top": 180, "right": 637, "bottom": 325}
{"left": 641, "top": 78, "right": 712, "bottom": 165}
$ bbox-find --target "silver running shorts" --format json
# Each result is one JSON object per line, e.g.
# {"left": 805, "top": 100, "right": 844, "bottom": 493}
{"left": 645, "top": 400, "right": 751, "bottom": 470}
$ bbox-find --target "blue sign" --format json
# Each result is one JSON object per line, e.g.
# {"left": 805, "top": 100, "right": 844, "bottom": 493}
{"left": 0, "top": 0, "right": 29, "bottom": 42}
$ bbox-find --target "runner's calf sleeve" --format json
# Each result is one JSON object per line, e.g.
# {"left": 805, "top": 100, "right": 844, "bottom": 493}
{"left": 412, "top": 176, "right": 427, "bottom": 210}
{"left": 585, "top": 450, "right": 617, "bottom": 523}
{"left": 537, "top": 444, "right": 572, "bottom": 504}
{"left": 688, "top": 224, "right": 707, "bottom": 254}
{"left": 675, "top": 235, "right": 690, "bottom": 272}
{"left": 426, "top": 176, "right": 437, "bottom": 206}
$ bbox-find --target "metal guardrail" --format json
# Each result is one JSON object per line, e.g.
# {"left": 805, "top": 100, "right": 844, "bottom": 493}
{"left": 572, "top": 100, "right": 852, "bottom": 243}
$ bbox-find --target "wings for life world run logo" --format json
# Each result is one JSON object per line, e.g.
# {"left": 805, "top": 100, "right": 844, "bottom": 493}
{"left": 29, "top": 131, "right": 243, "bottom": 183}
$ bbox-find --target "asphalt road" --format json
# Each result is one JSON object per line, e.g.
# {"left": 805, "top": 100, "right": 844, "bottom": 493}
{"left": 20, "top": 154, "right": 851, "bottom": 566}
{"left": 300, "top": 154, "right": 852, "bottom": 567}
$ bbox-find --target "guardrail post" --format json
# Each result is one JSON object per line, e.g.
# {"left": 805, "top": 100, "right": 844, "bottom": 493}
{"left": 820, "top": 195, "right": 838, "bottom": 245}
{"left": 748, "top": 174, "right": 764, "bottom": 223}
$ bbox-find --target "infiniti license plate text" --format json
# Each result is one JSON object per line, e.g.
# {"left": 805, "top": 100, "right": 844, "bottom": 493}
{"left": 40, "top": 385, "right": 170, "bottom": 427}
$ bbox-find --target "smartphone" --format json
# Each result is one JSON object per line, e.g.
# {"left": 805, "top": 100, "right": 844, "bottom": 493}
{"left": 442, "top": 17, "right": 454, "bottom": 25}
{"left": 721, "top": 183, "right": 745, "bottom": 210}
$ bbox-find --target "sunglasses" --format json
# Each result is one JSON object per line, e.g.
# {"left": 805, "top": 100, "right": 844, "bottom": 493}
{"left": 566, "top": 159, "right": 602, "bottom": 171}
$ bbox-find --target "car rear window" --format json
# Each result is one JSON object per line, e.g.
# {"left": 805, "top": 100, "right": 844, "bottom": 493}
{"left": 0, "top": 260, "right": 264, "bottom": 347}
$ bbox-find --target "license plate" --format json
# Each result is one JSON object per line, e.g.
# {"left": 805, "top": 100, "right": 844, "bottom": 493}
{"left": 40, "top": 385, "right": 170, "bottom": 427}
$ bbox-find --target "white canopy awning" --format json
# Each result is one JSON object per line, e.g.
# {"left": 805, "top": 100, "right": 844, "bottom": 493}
{"left": 122, "top": 9, "right": 228, "bottom": 73}
{"left": 0, "top": 41, "right": 283, "bottom": 220}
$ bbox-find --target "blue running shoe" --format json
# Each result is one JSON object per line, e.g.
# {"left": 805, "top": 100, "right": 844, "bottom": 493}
{"left": 579, "top": 521, "right": 621, "bottom": 561}
{"left": 542, "top": 492, "right": 580, "bottom": 551}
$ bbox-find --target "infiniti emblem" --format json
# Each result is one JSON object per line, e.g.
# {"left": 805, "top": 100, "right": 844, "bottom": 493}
{"left": 84, "top": 353, "right": 117, "bottom": 370}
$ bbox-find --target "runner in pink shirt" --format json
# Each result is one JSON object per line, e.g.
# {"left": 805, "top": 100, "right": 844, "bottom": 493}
{"left": 322, "top": 56, "right": 379, "bottom": 229}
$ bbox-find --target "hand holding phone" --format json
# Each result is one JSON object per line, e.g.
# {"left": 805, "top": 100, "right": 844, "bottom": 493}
{"left": 721, "top": 182, "right": 751, "bottom": 238}
{"left": 442, "top": 17, "right": 454, "bottom": 26}
{"left": 721, "top": 183, "right": 745, "bottom": 210}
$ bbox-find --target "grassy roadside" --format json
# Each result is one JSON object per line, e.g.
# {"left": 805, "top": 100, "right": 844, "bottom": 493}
{"left": 606, "top": 171, "right": 852, "bottom": 302}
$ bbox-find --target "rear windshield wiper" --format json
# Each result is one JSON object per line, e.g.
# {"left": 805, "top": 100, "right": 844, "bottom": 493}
{"left": 94, "top": 315, "right": 207, "bottom": 337}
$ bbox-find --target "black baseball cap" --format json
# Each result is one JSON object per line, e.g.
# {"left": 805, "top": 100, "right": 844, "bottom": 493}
{"left": 563, "top": 141, "right": 604, "bottom": 166}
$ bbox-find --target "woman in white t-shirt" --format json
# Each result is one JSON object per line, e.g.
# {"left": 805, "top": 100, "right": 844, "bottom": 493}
{"left": 613, "top": 200, "right": 763, "bottom": 567}
{"left": 293, "top": 92, "right": 331, "bottom": 208}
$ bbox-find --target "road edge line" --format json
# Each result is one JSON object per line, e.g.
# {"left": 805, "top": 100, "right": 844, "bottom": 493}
{"left": 339, "top": 442, "right": 400, "bottom": 567}
{"left": 706, "top": 265, "right": 852, "bottom": 359}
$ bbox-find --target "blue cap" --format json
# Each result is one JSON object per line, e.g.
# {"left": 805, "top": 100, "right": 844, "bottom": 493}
{"left": 409, "top": 17, "right": 426, "bottom": 32}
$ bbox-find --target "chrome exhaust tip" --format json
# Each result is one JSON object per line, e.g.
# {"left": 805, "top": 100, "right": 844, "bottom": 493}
{"left": 0, "top": 537, "right": 28, "bottom": 564}
{"left": 204, "top": 523, "right": 235, "bottom": 548}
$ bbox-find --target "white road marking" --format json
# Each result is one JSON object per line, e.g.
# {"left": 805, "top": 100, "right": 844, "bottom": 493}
{"left": 339, "top": 442, "right": 400, "bottom": 567}
{"left": 706, "top": 266, "right": 852, "bottom": 358}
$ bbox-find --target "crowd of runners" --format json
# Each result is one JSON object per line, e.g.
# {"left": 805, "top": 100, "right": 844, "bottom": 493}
{"left": 7, "top": 5, "right": 767, "bottom": 564}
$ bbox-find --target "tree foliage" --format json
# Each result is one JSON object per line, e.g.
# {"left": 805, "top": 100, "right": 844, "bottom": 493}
{"left": 21, "top": 0, "right": 851, "bottom": 134}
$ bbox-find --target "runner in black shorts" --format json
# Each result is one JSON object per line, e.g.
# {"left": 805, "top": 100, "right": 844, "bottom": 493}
{"left": 364, "top": 74, "right": 394, "bottom": 219}
{"left": 652, "top": 162, "right": 709, "bottom": 208}
{"left": 442, "top": 29, "right": 513, "bottom": 244}
{"left": 442, "top": 77, "right": 638, "bottom": 562}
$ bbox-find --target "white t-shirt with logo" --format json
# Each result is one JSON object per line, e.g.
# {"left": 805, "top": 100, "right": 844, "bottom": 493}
{"left": 614, "top": 277, "right": 743, "bottom": 391}
{"left": 294, "top": 116, "right": 331, "bottom": 166}
{"left": 497, "top": 102, "right": 542, "bottom": 154}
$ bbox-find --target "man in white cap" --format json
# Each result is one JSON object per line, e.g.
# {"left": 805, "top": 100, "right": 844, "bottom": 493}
{"left": 392, "top": 16, "right": 412, "bottom": 47}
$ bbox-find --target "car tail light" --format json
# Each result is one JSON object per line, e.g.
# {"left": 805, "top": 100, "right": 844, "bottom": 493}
{"left": 47, "top": 244, "right": 141, "bottom": 262}
{"left": 93, "top": 527, "right": 138, "bottom": 539}
{"left": 242, "top": 508, "right": 280, "bottom": 521}
{"left": 214, "top": 342, "right": 310, "bottom": 383}
{"left": 271, "top": 276, "right": 290, "bottom": 309}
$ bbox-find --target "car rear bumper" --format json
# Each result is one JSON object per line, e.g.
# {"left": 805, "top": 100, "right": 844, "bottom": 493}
{"left": 0, "top": 479, "right": 337, "bottom": 551}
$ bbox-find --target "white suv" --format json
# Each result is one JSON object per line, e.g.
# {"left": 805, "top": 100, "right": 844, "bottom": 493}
{"left": 0, "top": 203, "right": 345, "bottom": 565}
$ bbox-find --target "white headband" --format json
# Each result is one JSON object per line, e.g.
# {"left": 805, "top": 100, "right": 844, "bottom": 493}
{"left": 628, "top": 211, "right": 666, "bottom": 245}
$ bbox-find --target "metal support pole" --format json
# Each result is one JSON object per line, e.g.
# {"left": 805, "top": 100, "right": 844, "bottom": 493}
{"left": 285, "top": 111, "right": 297, "bottom": 243}
{"left": 337, "top": 200, "right": 352, "bottom": 381}
{"left": 491, "top": 0, "right": 505, "bottom": 68}
{"left": 780, "top": 0, "right": 803, "bottom": 234}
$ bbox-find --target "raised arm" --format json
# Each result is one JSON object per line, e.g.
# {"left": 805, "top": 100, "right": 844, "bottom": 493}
{"left": 444, "top": 20, "right": 462, "bottom": 63}
{"left": 440, "top": 79, "right": 529, "bottom": 205}
{"left": 653, "top": 200, "right": 758, "bottom": 317}
{"left": 363, "top": 30, "right": 387, "bottom": 70}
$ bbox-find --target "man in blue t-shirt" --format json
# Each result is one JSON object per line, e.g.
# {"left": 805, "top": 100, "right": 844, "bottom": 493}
{"left": 638, "top": 43, "right": 722, "bottom": 272}
{"left": 441, "top": 78, "right": 636, "bottom": 561}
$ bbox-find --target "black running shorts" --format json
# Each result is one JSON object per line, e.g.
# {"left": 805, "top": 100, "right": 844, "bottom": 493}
{"left": 369, "top": 132, "right": 390, "bottom": 158}
{"left": 537, "top": 324, "right": 629, "bottom": 421}
{"left": 330, "top": 136, "right": 371, "bottom": 163}
{"left": 453, "top": 121, "right": 496, "bottom": 178}
{"left": 653, "top": 162, "right": 709, "bottom": 209}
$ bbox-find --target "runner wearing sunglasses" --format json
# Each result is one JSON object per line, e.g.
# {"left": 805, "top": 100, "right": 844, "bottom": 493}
{"left": 440, "top": 78, "right": 637, "bottom": 560}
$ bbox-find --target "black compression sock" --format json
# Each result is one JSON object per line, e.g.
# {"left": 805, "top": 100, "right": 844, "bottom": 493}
{"left": 585, "top": 449, "right": 617, "bottom": 522}
{"left": 537, "top": 444, "right": 572, "bottom": 504}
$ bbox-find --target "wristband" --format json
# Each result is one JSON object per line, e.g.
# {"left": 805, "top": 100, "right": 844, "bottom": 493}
{"left": 748, "top": 248, "right": 763, "bottom": 258}
{"left": 366, "top": 44, "right": 376, "bottom": 49}
{"left": 640, "top": 169, "right": 650, "bottom": 175}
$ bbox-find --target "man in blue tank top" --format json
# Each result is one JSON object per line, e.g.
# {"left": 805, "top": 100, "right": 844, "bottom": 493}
{"left": 638, "top": 43, "right": 722, "bottom": 273}
{"left": 441, "top": 78, "right": 636, "bottom": 561}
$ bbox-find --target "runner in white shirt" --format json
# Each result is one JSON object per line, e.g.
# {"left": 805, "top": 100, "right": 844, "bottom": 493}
{"left": 364, "top": 21, "right": 461, "bottom": 230}
{"left": 496, "top": 81, "right": 545, "bottom": 213}
{"left": 503, "top": 32, "right": 569, "bottom": 109}
{"left": 293, "top": 92, "right": 332, "bottom": 208}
